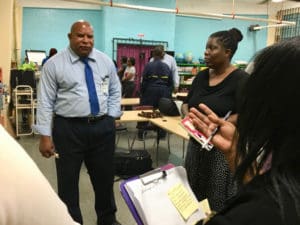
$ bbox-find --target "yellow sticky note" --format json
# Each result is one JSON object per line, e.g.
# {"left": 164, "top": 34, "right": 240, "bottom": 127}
{"left": 168, "top": 183, "right": 199, "bottom": 220}
{"left": 199, "top": 198, "right": 211, "bottom": 215}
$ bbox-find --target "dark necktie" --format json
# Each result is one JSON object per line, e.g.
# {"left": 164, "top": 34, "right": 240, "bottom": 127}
{"left": 81, "top": 58, "right": 100, "bottom": 115}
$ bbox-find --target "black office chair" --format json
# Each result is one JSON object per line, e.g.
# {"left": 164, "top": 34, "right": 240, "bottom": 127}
{"left": 157, "top": 97, "right": 181, "bottom": 154}
{"left": 130, "top": 105, "right": 158, "bottom": 150}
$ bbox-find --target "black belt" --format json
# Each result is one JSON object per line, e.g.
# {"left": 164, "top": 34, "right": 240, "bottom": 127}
{"left": 55, "top": 114, "right": 108, "bottom": 123}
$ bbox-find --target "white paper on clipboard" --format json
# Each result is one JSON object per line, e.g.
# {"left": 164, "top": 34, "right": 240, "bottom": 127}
{"left": 124, "top": 166, "right": 206, "bottom": 225}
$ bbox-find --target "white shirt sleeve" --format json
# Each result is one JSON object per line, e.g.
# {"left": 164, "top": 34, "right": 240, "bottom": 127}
{"left": 163, "top": 54, "right": 179, "bottom": 88}
{"left": 0, "top": 125, "right": 79, "bottom": 225}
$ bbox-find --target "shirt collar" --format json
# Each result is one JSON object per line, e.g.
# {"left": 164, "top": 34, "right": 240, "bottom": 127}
{"left": 67, "top": 46, "right": 96, "bottom": 63}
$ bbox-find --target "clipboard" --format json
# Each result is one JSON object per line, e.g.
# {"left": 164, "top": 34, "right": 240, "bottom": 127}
{"left": 120, "top": 165, "right": 206, "bottom": 225}
{"left": 119, "top": 164, "right": 175, "bottom": 225}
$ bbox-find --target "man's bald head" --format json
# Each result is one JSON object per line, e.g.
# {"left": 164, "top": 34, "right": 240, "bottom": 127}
{"left": 68, "top": 20, "right": 94, "bottom": 57}
{"left": 70, "top": 20, "right": 93, "bottom": 33}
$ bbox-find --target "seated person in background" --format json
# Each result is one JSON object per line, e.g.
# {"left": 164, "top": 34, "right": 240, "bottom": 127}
{"left": 0, "top": 125, "right": 79, "bottom": 225}
{"left": 42, "top": 48, "right": 58, "bottom": 66}
{"left": 191, "top": 37, "right": 300, "bottom": 225}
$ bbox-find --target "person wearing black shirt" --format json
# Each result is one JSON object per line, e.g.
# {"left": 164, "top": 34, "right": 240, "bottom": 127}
{"left": 181, "top": 28, "right": 249, "bottom": 211}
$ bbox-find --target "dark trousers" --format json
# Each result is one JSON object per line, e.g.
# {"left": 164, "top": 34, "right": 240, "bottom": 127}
{"left": 122, "top": 81, "right": 136, "bottom": 110}
{"left": 53, "top": 115, "right": 117, "bottom": 225}
{"left": 140, "top": 85, "right": 172, "bottom": 108}
{"left": 122, "top": 80, "right": 135, "bottom": 98}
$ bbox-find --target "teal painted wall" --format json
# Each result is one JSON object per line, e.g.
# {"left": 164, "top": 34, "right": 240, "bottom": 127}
{"left": 22, "top": 8, "right": 104, "bottom": 60}
{"left": 102, "top": 1, "right": 176, "bottom": 57}
{"left": 21, "top": 2, "right": 267, "bottom": 63}
{"left": 174, "top": 15, "right": 268, "bottom": 63}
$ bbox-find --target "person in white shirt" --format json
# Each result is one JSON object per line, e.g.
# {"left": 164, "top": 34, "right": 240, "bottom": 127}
{"left": 122, "top": 57, "right": 136, "bottom": 97}
{"left": 0, "top": 125, "right": 79, "bottom": 225}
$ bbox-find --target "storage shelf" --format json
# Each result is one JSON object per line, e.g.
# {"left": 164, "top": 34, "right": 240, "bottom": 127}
{"left": 179, "top": 72, "right": 194, "bottom": 76}
{"left": 177, "top": 63, "right": 206, "bottom": 67}
{"left": 13, "top": 85, "right": 36, "bottom": 137}
{"left": 177, "top": 63, "right": 206, "bottom": 92}
{"left": 15, "top": 104, "right": 32, "bottom": 109}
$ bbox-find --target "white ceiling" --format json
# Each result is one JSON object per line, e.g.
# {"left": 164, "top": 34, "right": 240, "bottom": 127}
{"left": 176, "top": 0, "right": 300, "bottom": 15}
{"left": 16, "top": 0, "right": 300, "bottom": 15}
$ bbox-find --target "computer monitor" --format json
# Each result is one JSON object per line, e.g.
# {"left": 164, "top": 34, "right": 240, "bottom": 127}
{"left": 25, "top": 50, "right": 46, "bottom": 67}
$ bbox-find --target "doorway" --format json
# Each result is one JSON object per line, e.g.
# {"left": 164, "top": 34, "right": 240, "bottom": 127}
{"left": 113, "top": 38, "right": 168, "bottom": 97}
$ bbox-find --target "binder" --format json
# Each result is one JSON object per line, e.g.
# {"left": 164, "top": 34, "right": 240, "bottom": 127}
{"left": 120, "top": 165, "right": 206, "bottom": 225}
{"left": 120, "top": 176, "right": 144, "bottom": 225}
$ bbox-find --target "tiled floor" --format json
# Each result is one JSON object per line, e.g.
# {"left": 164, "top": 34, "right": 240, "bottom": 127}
{"left": 17, "top": 122, "right": 187, "bottom": 225}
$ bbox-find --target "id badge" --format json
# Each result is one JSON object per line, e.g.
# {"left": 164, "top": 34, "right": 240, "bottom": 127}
{"left": 101, "top": 76, "right": 109, "bottom": 94}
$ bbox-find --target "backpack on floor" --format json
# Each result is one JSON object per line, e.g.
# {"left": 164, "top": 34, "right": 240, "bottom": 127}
{"left": 114, "top": 149, "right": 153, "bottom": 180}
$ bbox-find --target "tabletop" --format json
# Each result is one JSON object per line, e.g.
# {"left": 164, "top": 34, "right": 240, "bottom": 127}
{"left": 150, "top": 116, "right": 189, "bottom": 140}
{"left": 172, "top": 92, "right": 188, "bottom": 98}
{"left": 118, "top": 110, "right": 189, "bottom": 140}
{"left": 117, "top": 110, "right": 150, "bottom": 122}
{"left": 121, "top": 98, "right": 140, "bottom": 106}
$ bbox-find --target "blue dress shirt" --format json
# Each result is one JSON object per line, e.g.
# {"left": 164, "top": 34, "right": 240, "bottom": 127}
{"left": 34, "top": 47, "right": 122, "bottom": 136}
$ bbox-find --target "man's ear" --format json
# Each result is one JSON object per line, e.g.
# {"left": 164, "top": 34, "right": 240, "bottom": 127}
{"left": 68, "top": 33, "right": 71, "bottom": 40}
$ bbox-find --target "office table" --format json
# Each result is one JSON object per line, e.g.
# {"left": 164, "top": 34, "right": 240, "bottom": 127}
{"left": 121, "top": 98, "right": 140, "bottom": 106}
{"left": 150, "top": 116, "right": 189, "bottom": 165}
{"left": 118, "top": 110, "right": 189, "bottom": 165}
{"left": 118, "top": 111, "right": 188, "bottom": 139}
{"left": 117, "top": 110, "right": 150, "bottom": 122}
{"left": 172, "top": 92, "right": 188, "bottom": 98}
{"left": 172, "top": 92, "right": 188, "bottom": 103}
{"left": 150, "top": 116, "right": 189, "bottom": 140}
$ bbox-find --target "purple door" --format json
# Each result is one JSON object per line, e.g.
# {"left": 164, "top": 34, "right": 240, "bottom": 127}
{"left": 117, "top": 44, "right": 155, "bottom": 97}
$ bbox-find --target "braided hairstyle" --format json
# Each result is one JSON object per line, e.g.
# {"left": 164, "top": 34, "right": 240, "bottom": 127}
{"left": 209, "top": 28, "right": 243, "bottom": 59}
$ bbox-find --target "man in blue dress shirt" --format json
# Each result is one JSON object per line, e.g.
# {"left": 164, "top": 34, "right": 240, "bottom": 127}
{"left": 34, "top": 20, "right": 122, "bottom": 225}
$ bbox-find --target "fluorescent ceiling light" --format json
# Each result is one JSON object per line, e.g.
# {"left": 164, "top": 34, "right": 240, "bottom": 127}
{"left": 272, "top": 0, "right": 284, "bottom": 2}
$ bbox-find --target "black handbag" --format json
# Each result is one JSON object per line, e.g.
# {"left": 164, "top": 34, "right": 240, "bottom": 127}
{"left": 114, "top": 149, "right": 153, "bottom": 179}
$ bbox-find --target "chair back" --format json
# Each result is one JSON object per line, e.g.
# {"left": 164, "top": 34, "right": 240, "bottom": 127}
{"left": 158, "top": 98, "right": 180, "bottom": 116}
